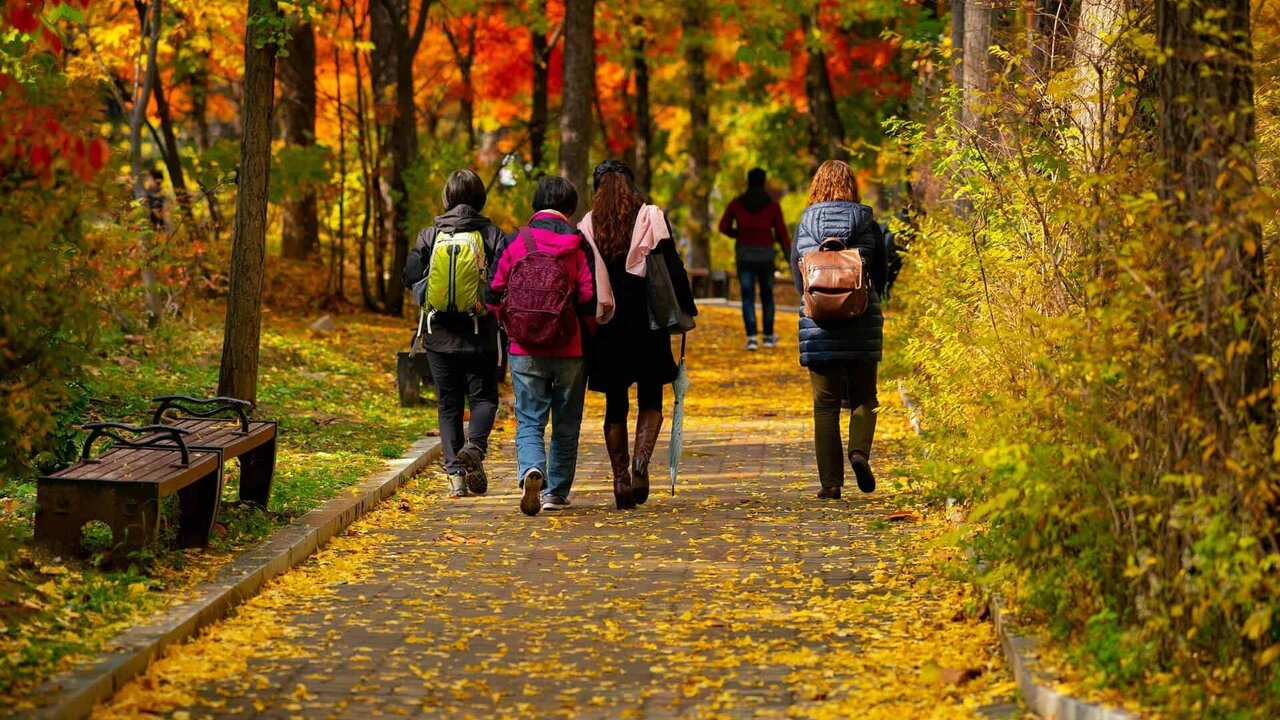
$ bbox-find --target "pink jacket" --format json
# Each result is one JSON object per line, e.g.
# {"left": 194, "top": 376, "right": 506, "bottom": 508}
{"left": 489, "top": 210, "right": 597, "bottom": 357}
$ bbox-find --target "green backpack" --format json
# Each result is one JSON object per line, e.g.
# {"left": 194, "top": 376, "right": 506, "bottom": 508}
{"left": 416, "top": 230, "right": 487, "bottom": 334}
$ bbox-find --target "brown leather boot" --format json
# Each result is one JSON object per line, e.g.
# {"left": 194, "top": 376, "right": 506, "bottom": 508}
{"left": 631, "top": 409, "right": 664, "bottom": 505}
{"left": 605, "top": 423, "right": 635, "bottom": 510}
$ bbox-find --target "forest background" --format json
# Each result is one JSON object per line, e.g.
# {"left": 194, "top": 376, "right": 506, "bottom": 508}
{"left": 5, "top": 0, "right": 1280, "bottom": 717}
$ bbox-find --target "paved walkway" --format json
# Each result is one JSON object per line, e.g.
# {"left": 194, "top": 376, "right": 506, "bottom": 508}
{"left": 95, "top": 308, "right": 1019, "bottom": 720}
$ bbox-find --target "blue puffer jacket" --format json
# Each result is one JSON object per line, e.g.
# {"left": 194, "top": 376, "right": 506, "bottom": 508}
{"left": 791, "top": 201, "right": 887, "bottom": 367}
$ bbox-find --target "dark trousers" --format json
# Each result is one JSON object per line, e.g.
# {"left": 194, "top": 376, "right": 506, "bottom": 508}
{"left": 809, "top": 361, "right": 879, "bottom": 489}
{"left": 603, "top": 383, "right": 663, "bottom": 424}
{"left": 425, "top": 351, "right": 500, "bottom": 474}
{"left": 738, "top": 263, "right": 776, "bottom": 338}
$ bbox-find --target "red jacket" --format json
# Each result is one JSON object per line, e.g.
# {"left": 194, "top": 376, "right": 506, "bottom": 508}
{"left": 488, "top": 211, "right": 596, "bottom": 358}
{"left": 718, "top": 198, "right": 791, "bottom": 255}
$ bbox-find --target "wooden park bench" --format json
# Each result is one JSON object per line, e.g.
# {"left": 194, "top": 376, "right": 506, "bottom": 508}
{"left": 33, "top": 396, "right": 278, "bottom": 555}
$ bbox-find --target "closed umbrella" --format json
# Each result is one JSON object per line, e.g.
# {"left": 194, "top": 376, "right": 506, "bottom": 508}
{"left": 668, "top": 335, "right": 690, "bottom": 495}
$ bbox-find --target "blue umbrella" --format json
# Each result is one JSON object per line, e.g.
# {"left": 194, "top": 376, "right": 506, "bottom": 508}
{"left": 668, "top": 335, "right": 690, "bottom": 495}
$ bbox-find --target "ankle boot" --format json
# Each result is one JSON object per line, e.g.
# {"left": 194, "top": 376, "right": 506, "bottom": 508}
{"left": 605, "top": 423, "right": 635, "bottom": 510}
{"left": 631, "top": 410, "right": 664, "bottom": 505}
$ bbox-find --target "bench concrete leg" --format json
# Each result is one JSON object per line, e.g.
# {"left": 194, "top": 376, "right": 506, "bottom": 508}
{"left": 177, "top": 467, "right": 222, "bottom": 548}
{"left": 239, "top": 437, "right": 276, "bottom": 507}
{"left": 35, "top": 482, "right": 159, "bottom": 557}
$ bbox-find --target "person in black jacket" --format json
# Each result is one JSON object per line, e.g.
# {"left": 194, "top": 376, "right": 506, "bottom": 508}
{"left": 791, "top": 160, "right": 887, "bottom": 499}
{"left": 402, "top": 169, "right": 506, "bottom": 499}
{"left": 584, "top": 160, "right": 697, "bottom": 508}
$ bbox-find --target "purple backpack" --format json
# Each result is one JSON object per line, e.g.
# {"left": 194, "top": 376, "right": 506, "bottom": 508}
{"left": 500, "top": 229, "right": 578, "bottom": 349}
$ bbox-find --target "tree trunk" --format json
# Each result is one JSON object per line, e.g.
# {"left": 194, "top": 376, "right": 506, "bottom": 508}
{"left": 632, "top": 19, "right": 652, "bottom": 191}
{"left": 146, "top": 25, "right": 199, "bottom": 243}
{"left": 444, "top": 20, "right": 477, "bottom": 151}
{"left": 530, "top": 4, "right": 549, "bottom": 170}
{"left": 961, "top": 0, "right": 994, "bottom": 132}
{"left": 684, "top": 0, "right": 711, "bottom": 269}
{"left": 801, "top": 12, "right": 847, "bottom": 167}
{"left": 279, "top": 19, "right": 319, "bottom": 261}
{"left": 130, "top": 0, "right": 163, "bottom": 326}
{"left": 1156, "top": 0, "right": 1270, "bottom": 455}
{"left": 217, "top": 0, "right": 279, "bottom": 404}
{"left": 559, "top": 0, "right": 596, "bottom": 216}
{"left": 950, "top": 0, "right": 965, "bottom": 86}
{"left": 1073, "top": 0, "right": 1125, "bottom": 154}
{"left": 1028, "top": 0, "right": 1067, "bottom": 76}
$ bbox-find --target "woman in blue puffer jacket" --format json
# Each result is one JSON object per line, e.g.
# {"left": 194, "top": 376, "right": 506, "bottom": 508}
{"left": 791, "top": 160, "right": 888, "bottom": 499}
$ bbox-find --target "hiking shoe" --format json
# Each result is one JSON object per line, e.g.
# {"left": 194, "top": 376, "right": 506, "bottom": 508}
{"left": 850, "top": 452, "right": 876, "bottom": 494}
{"left": 447, "top": 473, "right": 469, "bottom": 499}
{"left": 457, "top": 443, "right": 488, "bottom": 495}
{"left": 520, "top": 469, "right": 545, "bottom": 516}
{"left": 763, "top": 334, "right": 779, "bottom": 349}
{"left": 816, "top": 486, "right": 841, "bottom": 500}
{"left": 541, "top": 496, "right": 571, "bottom": 512}
{"left": 746, "top": 337, "right": 759, "bottom": 352}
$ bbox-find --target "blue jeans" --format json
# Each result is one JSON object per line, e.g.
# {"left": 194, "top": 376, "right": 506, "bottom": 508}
{"left": 509, "top": 355, "right": 587, "bottom": 500}
{"left": 738, "top": 263, "right": 776, "bottom": 338}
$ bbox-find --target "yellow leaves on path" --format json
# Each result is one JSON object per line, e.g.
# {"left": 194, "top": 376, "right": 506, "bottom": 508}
{"left": 93, "top": 307, "right": 1021, "bottom": 719}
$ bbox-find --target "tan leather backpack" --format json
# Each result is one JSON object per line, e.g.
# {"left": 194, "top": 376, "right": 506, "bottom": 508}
{"left": 799, "top": 238, "right": 869, "bottom": 321}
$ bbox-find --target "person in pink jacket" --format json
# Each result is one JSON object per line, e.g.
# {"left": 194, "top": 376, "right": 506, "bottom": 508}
{"left": 487, "top": 175, "right": 597, "bottom": 516}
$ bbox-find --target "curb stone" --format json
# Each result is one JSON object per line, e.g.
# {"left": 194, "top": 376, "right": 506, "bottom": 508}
{"left": 993, "top": 599, "right": 1137, "bottom": 720}
{"left": 20, "top": 436, "right": 443, "bottom": 720}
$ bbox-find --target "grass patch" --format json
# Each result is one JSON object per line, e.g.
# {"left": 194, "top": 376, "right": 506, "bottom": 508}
{"left": 0, "top": 302, "right": 434, "bottom": 704}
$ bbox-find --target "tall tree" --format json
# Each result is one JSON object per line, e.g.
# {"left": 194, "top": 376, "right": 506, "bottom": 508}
{"left": 371, "top": 0, "right": 431, "bottom": 316}
{"left": 961, "top": 0, "right": 994, "bottom": 132}
{"left": 279, "top": 18, "right": 319, "bottom": 260}
{"left": 559, "top": 0, "right": 596, "bottom": 214}
{"left": 1072, "top": 0, "right": 1125, "bottom": 153}
{"left": 218, "top": 0, "right": 281, "bottom": 404}
{"left": 950, "top": 0, "right": 964, "bottom": 87}
{"left": 530, "top": 5, "right": 550, "bottom": 170}
{"left": 129, "top": 0, "right": 163, "bottom": 325}
{"left": 1155, "top": 0, "right": 1271, "bottom": 459}
{"left": 442, "top": 13, "right": 478, "bottom": 150}
{"left": 800, "top": 12, "right": 846, "bottom": 165}
{"left": 631, "top": 15, "right": 652, "bottom": 191}
{"left": 684, "top": 0, "right": 711, "bottom": 269}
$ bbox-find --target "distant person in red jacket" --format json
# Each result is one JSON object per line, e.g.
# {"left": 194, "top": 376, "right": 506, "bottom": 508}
{"left": 718, "top": 168, "right": 791, "bottom": 351}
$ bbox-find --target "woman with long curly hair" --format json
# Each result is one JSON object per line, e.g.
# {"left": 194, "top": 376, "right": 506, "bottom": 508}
{"left": 580, "top": 160, "right": 697, "bottom": 509}
{"left": 792, "top": 160, "right": 888, "bottom": 499}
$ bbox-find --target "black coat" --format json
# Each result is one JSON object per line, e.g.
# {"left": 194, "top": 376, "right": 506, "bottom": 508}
{"left": 588, "top": 234, "right": 697, "bottom": 392}
{"left": 402, "top": 205, "right": 506, "bottom": 355}
{"left": 791, "top": 201, "right": 886, "bottom": 367}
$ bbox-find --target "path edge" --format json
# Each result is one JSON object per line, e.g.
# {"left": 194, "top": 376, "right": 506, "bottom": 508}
{"left": 23, "top": 436, "right": 443, "bottom": 720}
{"left": 993, "top": 598, "right": 1138, "bottom": 720}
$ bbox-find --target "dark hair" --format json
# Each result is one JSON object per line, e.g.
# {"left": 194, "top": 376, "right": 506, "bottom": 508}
{"left": 442, "top": 169, "right": 486, "bottom": 211}
{"left": 747, "top": 167, "right": 766, "bottom": 188}
{"left": 591, "top": 161, "right": 647, "bottom": 263}
{"left": 149, "top": 167, "right": 165, "bottom": 182}
{"left": 532, "top": 175, "right": 578, "bottom": 216}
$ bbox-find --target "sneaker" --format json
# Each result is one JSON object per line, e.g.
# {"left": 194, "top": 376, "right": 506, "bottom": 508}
{"left": 746, "top": 337, "right": 759, "bottom": 351}
{"left": 763, "top": 334, "right": 779, "bottom": 349}
{"left": 457, "top": 443, "right": 488, "bottom": 495}
{"left": 520, "top": 469, "right": 544, "bottom": 516}
{"left": 447, "top": 473, "right": 469, "bottom": 499}
{"left": 849, "top": 452, "right": 876, "bottom": 494}
{"left": 541, "top": 496, "right": 571, "bottom": 511}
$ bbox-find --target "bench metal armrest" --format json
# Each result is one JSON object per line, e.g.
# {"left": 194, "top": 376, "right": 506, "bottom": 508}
{"left": 82, "top": 422, "right": 193, "bottom": 466}
{"left": 151, "top": 395, "right": 251, "bottom": 433}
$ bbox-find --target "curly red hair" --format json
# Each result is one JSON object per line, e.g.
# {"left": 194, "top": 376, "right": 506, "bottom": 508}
{"left": 807, "top": 160, "right": 860, "bottom": 204}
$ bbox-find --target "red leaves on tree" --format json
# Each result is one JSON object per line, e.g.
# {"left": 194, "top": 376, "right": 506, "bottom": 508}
{"left": 2, "top": 0, "right": 108, "bottom": 184}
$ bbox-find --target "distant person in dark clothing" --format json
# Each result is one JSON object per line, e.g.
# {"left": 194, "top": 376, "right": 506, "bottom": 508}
{"left": 718, "top": 168, "right": 791, "bottom": 351}
{"left": 879, "top": 218, "right": 903, "bottom": 302}
{"left": 144, "top": 168, "right": 166, "bottom": 230}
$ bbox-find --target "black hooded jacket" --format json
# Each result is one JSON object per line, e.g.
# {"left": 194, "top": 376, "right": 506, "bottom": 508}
{"left": 402, "top": 204, "right": 506, "bottom": 355}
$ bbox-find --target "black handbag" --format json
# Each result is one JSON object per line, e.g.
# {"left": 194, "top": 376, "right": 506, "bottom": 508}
{"left": 647, "top": 252, "right": 696, "bottom": 334}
